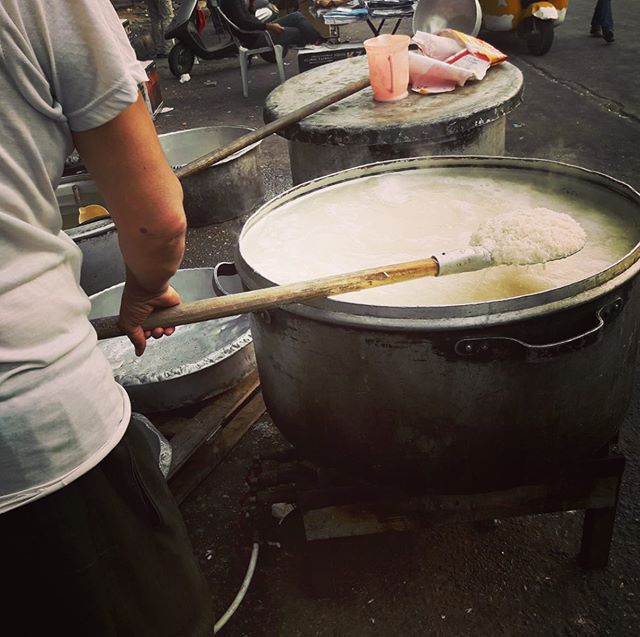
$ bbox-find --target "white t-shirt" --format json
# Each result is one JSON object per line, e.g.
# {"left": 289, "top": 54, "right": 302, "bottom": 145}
{"left": 0, "top": 0, "right": 149, "bottom": 513}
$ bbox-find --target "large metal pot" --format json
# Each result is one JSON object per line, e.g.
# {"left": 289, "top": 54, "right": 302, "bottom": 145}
{"left": 263, "top": 57, "right": 522, "bottom": 185}
{"left": 235, "top": 156, "right": 640, "bottom": 492}
{"left": 57, "top": 175, "right": 125, "bottom": 296}
{"left": 159, "top": 126, "right": 264, "bottom": 227}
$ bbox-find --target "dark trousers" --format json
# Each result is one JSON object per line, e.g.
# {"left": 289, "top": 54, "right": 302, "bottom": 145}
{"left": 1, "top": 415, "right": 213, "bottom": 637}
{"left": 591, "top": 0, "right": 614, "bottom": 32}
{"left": 255, "top": 11, "right": 321, "bottom": 47}
{"left": 146, "top": 0, "right": 175, "bottom": 54}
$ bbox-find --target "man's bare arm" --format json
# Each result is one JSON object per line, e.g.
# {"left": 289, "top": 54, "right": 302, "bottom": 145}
{"left": 73, "top": 95, "right": 187, "bottom": 354}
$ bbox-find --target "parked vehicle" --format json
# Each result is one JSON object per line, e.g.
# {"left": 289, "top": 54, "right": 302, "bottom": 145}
{"left": 165, "top": 0, "right": 236, "bottom": 77}
{"left": 479, "top": 0, "right": 569, "bottom": 55}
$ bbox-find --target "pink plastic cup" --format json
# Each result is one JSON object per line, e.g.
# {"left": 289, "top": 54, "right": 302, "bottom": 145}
{"left": 363, "top": 34, "right": 411, "bottom": 102}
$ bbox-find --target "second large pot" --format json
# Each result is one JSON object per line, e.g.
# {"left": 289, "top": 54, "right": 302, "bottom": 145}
{"left": 159, "top": 126, "right": 264, "bottom": 227}
{"left": 235, "top": 156, "right": 640, "bottom": 492}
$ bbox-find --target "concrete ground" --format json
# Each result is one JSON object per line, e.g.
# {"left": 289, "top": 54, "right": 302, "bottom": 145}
{"left": 127, "top": 1, "right": 640, "bottom": 635}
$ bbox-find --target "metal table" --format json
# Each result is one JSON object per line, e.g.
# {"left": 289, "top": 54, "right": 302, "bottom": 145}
{"left": 319, "top": 9, "right": 412, "bottom": 38}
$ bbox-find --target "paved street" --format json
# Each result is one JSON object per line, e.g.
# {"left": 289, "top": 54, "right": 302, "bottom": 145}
{"left": 500, "top": 1, "right": 638, "bottom": 188}
{"left": 141, "top": 2, "right": 640, "bottom": 634}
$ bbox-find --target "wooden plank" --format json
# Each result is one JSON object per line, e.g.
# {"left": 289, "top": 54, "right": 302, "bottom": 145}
{"left": 298, "top": 456, "right": 626, "bottom": 542}
{"left": 297, "top": 456, "right": 626, "bottom": 519}
{"left": 152, "top": 370, "right": 260, "bottom": 478}
{"left": 304, "top": 506, "right": 416, "bottom": 541}
{"left": 171, "top": 392, "right": 267, "bottom": 504}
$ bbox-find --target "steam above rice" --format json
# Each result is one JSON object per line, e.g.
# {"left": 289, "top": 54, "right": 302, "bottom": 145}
{"left": 470, "top": 207, "right": 587, "bottom": 266}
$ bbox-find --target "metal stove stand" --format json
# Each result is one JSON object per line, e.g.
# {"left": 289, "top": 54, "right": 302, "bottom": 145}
{"left": 245, "top": 442, "right": 625, "bottom": 583}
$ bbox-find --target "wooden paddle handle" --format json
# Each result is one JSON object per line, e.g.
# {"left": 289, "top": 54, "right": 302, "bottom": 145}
{"left": 91, "top": 257, "right": 439, "bottom": 340}
{"left": 174, "top": 76, "right": 371, "bottom": 180}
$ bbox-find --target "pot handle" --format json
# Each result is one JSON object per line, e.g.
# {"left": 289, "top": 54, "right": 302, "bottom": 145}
{"left": 212, "top": 262, "right": 244, "bottom": 297}
{"left": 455, "top": 297, "right": 623, "bottom": 362}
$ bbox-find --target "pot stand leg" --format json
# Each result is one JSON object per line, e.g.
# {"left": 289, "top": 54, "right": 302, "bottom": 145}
{"left": 579, "top": 507, "right": 618, "bottom": 569}
{"left": 578, "top": 452, "right": 625, "bottom": 569}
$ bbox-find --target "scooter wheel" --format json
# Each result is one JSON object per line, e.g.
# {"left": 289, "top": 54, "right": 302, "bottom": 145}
{"left": 168, "top": 43, "right": 195, "bottom": 78}
{"left": 526, "top": 17, "right": 554, "bottom": 56}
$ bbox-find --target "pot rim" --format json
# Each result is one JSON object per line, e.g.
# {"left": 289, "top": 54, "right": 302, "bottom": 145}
{"left": 237, "top": 155, "right": 640, "bottom": 330}
{"left": 65, "top": 216, "right": 116, "bottom": 240}
{"left": 158, "top": 125, "right": 262, "bottom": 167}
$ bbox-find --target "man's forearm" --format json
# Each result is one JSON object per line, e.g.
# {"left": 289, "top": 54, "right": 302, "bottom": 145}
{"left": 72, "top": 96, "right": 186, "bottom": 293}
{"left": 119, "top": 222, "right": 185, "bottom": 295}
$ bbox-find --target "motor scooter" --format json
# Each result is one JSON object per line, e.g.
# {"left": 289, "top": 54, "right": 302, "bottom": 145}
{"left": 478, "top": 0, "right": 568, "bottom": 55}
{"left": 165, "top": 0, "right": 237, "bottom": 77}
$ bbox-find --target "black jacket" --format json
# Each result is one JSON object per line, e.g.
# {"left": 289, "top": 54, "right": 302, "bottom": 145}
{"left": 219, "top": 0, "right": 266, "bottom": 33}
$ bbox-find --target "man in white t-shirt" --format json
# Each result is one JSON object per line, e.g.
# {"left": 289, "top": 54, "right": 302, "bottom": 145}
{"left": 0, "top": 1, "right": 213, "bottom": 634}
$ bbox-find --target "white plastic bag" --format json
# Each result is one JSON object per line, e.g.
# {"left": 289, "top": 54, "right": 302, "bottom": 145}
{"left": 408, "top": 51, "right": 474, "bottom": 94}
{"left": 411, "top": 31, "right": 463, "bottom": 61}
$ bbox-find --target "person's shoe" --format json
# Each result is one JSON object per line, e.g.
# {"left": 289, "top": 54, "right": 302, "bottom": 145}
{"left": 603, "top": 30, "right": 615, "bottom": 43}
{"left": 589, "top": 26, "right": 601, "bottom": 37}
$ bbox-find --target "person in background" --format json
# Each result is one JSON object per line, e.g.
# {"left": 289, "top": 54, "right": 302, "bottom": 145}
{"left": 297, "top": 0, "right": 332, "bottom": 41}
{"left": 253, "top": 0, "right": 282, "bottom": 22}
{"left": 147, "top": 0, "right": 175, "bottom": 57}
{"left": 0, "top": 1, "right": 213, "bottom": 635}
{"left": 590, "top": 0, "right": 614, "bottom": 43}
{"left": 256, "top": 0, "right": 331, "bottom": 41}
{"left": 221, "top": 0, "right": 323, "bottom": 49}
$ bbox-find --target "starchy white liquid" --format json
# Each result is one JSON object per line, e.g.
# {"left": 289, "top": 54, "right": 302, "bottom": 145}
{"left": 240, "top": 172, "right": 637, "bottom": 306}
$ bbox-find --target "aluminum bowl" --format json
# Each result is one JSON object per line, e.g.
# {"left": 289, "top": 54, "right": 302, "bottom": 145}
{"left": 57, "top": 175, "right": 125, "bottom": 295}
{"left": 89, "top": 268, "right": 256, "bottom": 413}
{"left": 413, "top": 0, "right": 482, "bottom": 36}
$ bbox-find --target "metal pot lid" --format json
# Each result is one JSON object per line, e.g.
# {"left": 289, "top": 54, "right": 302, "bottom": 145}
{"left": 89, "top": 268, "right": 253, "bottom": 387}
{"left": 412, "top": 0, "right": 482, "bottom": 37}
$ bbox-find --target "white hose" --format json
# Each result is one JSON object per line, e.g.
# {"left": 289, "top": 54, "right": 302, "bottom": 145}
{"left": 213, "top": 542, "right": 260, "bottom": 634}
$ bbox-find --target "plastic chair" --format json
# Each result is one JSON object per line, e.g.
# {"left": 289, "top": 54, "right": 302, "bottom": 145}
{"left": 213, "top": 2, "right": 286, "bottom": 97}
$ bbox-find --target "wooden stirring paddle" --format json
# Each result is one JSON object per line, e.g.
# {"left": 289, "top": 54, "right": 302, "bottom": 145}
{"left": 91, "top": 210, "right": 586, "bottom": 340}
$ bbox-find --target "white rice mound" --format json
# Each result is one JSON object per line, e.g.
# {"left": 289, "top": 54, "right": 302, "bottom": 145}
{"left": 469, "top": 207, "right": 587, "bottom": 266}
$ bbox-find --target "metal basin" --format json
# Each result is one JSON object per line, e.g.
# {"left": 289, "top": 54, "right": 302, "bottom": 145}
{"left": 57, "top": 175, "right": 125, "bottom": 296}
{"left": 413, "top": 0, "right": 482, "bottom": 36}
{"left": 89, "top": 268, "right": 256, "bottom": 413}
{"left": 159, "top": 126, "right": 265, "bottom": 227}
{"left": 235, "top": 156, "right": 640, "bottom": 492}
